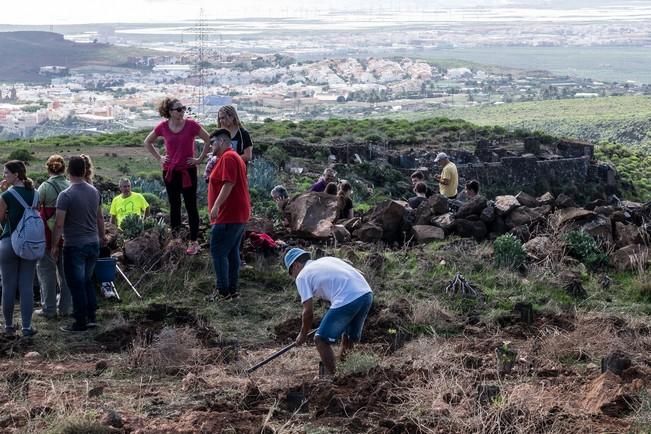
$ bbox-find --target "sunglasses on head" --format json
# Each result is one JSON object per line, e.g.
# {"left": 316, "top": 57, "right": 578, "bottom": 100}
{"left": 171, "top": 106, "right": 186, "bottom": 112}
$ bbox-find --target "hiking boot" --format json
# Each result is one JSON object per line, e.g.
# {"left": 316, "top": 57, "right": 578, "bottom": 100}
{"left": 4, "top": 326, "right": 16, "bottom": 337}
{"left": 60, "top": 323, "right": 88, "bottom": 333}
{"left": 227, "top": 287, "right": 240, "bottom": 299}
{"left": 34, "top": 309, "right": 57, "bottom": 320}
{"left": 205, "top": 288, "right": 229, "bottom": 301}
{"left": 186, "top": 241, "right": 200, "bottom": 256}
{"left": 22, "top": 328, "right": 38, "bottom": 338}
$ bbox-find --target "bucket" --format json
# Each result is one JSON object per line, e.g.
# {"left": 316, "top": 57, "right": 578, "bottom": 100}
{"left": 95, "top": 257, "right": 117, "bottom": 282}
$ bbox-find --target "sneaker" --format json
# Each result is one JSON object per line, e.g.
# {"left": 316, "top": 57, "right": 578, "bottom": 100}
{"left": 186, "top": 241, "right": 200, "bottom": 256}
{"left": 4, "top": 326, "right": 16, "bottom": 337}
{"left": 60, "top": 323, "right": 88, "bottom": 333}
{"left": 22, "top": 328, "right": 38, "bottom": 338}
{"left": 34, "top": 309, "right": 57, "bottom": 320}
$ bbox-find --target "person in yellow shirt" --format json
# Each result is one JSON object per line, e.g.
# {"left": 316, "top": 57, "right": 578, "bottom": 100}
{"left": 433, "top": 152, "right": 459, "bottom": 199}
{"left": 109, "top": 178, "right": 150, "bottom": 227}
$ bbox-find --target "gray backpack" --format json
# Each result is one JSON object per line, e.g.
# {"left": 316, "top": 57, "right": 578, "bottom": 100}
{"left": 8, "top": 188, "right": 46, "bottom": 260}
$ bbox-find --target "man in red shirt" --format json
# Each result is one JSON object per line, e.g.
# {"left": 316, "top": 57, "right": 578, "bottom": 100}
{"left": 206, "top": 128, "right": 251, "bottom": 300}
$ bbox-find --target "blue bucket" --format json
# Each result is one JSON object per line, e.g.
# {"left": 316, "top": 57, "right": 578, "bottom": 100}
{"left": 95, "top": 257, "right": 117, "bottom": 282}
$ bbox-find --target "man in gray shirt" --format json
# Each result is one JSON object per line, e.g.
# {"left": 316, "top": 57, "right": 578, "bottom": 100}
{"left": 52, "top": 156, "right": 106, "bottom": 332}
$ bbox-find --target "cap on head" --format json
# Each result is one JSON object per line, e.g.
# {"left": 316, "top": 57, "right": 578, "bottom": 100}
{"left": 434, "top": 152, "right": 449, "bottom": 163}
{"left": 284, "top": 248, "right": 309, "bottom": 272}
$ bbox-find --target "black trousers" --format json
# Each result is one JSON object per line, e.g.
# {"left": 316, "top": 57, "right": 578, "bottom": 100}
{"left": 163, "top": 167, "right": 199, "bottom": 241}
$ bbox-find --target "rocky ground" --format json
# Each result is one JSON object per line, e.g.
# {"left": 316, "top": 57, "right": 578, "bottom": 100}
{"left": 1, "top": 224, "right": 650, "bottom": 433}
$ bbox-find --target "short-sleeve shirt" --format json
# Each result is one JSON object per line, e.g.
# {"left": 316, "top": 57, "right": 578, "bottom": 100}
{"left": 231, "top": 128, "right": 253, "bottom": 156}
{"left": 296, "top": 257, "right": 372, "bottom": 309}
{"left": 153, "top": 119, "right": 201, "bottom": 169}
{"left": 208, "top": 149, "right": 251, "bottom": 225}
{"left": 1, "top": 187, "right": 36, "bottom": 239}
{"left": 56, "top": 182, "right": 101, "bottom": 247}
{"left": 110, "top": 192, "right": 149, "bottom": 227}
{"left": 37, "top": 175, "right": 70, "bottom": 208}
{"left": 439, "top": 162, "right": 459, "bottom": 198}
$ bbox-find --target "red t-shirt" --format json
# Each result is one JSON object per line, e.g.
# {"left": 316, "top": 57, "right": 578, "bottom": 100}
{"left": 208, "top": 149, "right": 251, "bottom": 225}
{"left": 154, "top": 119, "right": 201, "bottom": 169}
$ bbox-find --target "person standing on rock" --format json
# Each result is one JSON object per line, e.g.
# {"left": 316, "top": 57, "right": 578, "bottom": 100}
{"left": 206, "top": 129, "right": 251, "bottom": 300}
{"left": 35, "top": 155, "right": 72, "bottom": 320}
{"left": 0, "top": 160, "right": 40, "bottom": 337}
{"left": 284, "top": 248, "right": 373, "bottom": 377}
{"left": 144, "top": 97, "right": 211, "bottom": 256}
{"left": 433, "top": 152, "right": 458, "bottom": 199}
{"left": 52, "top": 156, "right": 106, "bottom": 333}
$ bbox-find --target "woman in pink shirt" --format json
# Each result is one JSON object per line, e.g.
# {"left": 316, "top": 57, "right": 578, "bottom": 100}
{"left": 144, "top": 97, "right": 210, "bottom": 255}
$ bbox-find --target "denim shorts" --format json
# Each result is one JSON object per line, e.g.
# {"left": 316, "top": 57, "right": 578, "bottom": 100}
{"left": 316, "top": 292, "right": 373, "bottom": 343}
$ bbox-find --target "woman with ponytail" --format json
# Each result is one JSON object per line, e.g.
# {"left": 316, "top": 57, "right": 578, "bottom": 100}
{"left": 0, "top": 160, "right": 38, "bottom": 337}
{"left": 35, "top": 155, "right": 72, "bottom": 319}
{"left": 336, "top": 180, "right": 354, "bottom": 220}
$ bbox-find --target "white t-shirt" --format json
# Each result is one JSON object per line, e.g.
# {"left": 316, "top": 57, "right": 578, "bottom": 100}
{"left": 296, "top": 257, "right": 372, "bottom": 309}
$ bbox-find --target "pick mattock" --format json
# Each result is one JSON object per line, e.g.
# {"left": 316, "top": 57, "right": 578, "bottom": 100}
{"left": 116, "top": 264, "right": 142, "bottom": 298}
{"left": 246, "top": 329, "right": 317, "bottom": 374}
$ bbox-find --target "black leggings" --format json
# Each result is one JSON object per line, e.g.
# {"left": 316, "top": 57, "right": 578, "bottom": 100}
{"left": 163, "top": 167, "right": 199, "bottom": 241}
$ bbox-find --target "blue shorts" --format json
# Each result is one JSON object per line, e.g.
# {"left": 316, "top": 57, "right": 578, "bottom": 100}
{"left": 316, "top": 292, "right": 373, "bottom": 343}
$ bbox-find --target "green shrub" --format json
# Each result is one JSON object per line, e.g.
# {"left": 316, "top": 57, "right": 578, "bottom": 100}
{"left": 564, "top": 230, "right": 608, "bottom": 270}
{"left": 248, "top": 158, "right": 278, "bottom": 193}
{"left": 141, "top": 192, "right": 163, "bottom": 213}
{"left": 121, "top": 213, "right": 144, "bottom": 239}
{"left": 264, "top": 145, "right": 289, "bottom": 169}
{"left": 8, "top": 148, "right": 33, "bottom": 162}
{"left": 494, "top": 234, "right": 526, "bottom": 269}
{"left": 337, "top": 352, "right": 378, "bottom": 376}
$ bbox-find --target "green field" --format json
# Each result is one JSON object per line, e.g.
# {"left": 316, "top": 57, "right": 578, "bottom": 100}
{"left": 402, "top": 95, "right": 651, "bottom": 148}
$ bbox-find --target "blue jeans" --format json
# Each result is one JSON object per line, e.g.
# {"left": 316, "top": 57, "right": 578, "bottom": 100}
{"left": 317, "top": 292, "right": 373, "bottom": 343}
{"left": 0, "top": 237, "right": 37, "bottom": 333}
{"left": 63, "top": 242, "right": 99, "bottom": 327}
{"left": 210, "top": 223, "right": 245, "bottom": 293}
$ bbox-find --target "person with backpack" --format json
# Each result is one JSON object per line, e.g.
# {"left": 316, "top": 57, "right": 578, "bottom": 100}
{"left": 51, "top": 156, "right": 106, "bottom": 332}
{"left": 35, "top": 155, "right": 72, "bottom": 320}
{"left": 0, "top": 160, "right": 42, "bottom": 337}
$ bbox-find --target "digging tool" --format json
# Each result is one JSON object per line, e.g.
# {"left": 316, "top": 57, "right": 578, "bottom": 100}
{"left": 116, "top": 264, "right": 142, "bottom": 298}
{"left": 246, "top": 329, "right": 317, "bottom": 374}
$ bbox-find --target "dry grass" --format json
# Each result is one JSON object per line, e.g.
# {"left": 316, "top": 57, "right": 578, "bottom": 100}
{"left": 128, "top": 326, "right": 200, "bottom": 373}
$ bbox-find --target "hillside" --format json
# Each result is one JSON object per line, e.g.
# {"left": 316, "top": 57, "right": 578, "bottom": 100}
{"left": 0, "top": 31, "right": 153, "bottom": 82}
{"left": 402, "top": 95, "right": 651, "bottom": 148}
{"left": 0, "top": 116, "right": 650, "bottom": 433}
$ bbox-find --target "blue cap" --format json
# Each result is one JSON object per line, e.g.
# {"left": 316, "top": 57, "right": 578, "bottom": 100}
{"left": 284, "top": 248, "right": 309, "bottom": 272}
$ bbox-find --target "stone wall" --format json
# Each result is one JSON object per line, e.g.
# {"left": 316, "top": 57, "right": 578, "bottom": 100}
{"left": 457, "top": 156, "right": 592, "bottom": 193}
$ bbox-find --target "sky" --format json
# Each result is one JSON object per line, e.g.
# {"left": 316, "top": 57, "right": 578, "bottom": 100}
{"left": 1, "top": 0, "right": 627, "bottom": 25}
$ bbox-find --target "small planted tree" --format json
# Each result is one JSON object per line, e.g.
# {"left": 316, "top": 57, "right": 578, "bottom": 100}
{"left": 493, "top": 234, "right": 526, "bottom": 269}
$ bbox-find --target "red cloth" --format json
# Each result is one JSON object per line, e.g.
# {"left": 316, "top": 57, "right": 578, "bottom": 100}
{"left": 246, "top": 231, "right": 277, "bottom": 250}
{"left": 154, "top": 119, "right": 201, "bottom": 170}
{"left": 208, "top": 149, "right": 251, "bottom": 225}
{"left": 164, "top": 164, "right": 193, "bottom": 189}
{"left": 39, "top": 206, "right": 57, "bottom": 248}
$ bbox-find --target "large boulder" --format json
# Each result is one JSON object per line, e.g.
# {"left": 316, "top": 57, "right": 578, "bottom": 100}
{"left": 285, "top": 192, "right": 338, "bottom": 239}
{"left": 580, "top": 214, "right": 613, "bottom": 246}
{"left": 411, "top": 225, "right": 445, "bottom": 243}
{"left": 124, "top": 232, "right": 162, "bottom": 266}
{"left": 455, "top": 195, "right": 487, "bottom": 219}
{"left": 610, "top": 244, "right": 649, "bottom": 272}
{"left": 531, "top": 204, "right": 553, "bottom": 218}
{"left": 369, "top": 200, "right": 411, "bottom": 243}
{"left": 614, "top": 222, "right": 643, "bottom": 249}
{"left": 494, "top": 195, "right": 520, "bottom": 215}
{"left": 488, "top": 216, "right": 508, "bottom": 238}
{"left": 537, "top": 192, "right": 555, "bottom": 206}
{"left": 452, "top": 219, "right": 488, "bottom": 241}
{"left": 551, "top": 207, "right": 596, "bottom": 228}
{"left": 555, "top": 193, "right": 576, "bottom": 209}
{"left": 432, "top": 212, "right": 455, "bottom": 233}
{"left": 415, "top": 194, "right": 449, "bottom": 224}
{"left": 355, "top": 223, "right": 383, "bottom": 243}
{"left": 480, "top": 205, "right": 496, "bottom": 223}
{"left": 505, "top": 206, "right": 543, "bottom": 228}
{"left": 515, "top": 191, "right": 539, "bottom": 208}
{"left": 523, "top": 236, "right": 552, "bottom": 261}
{"left": 331, "top": 225, "right": 351, "bottom": 243}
